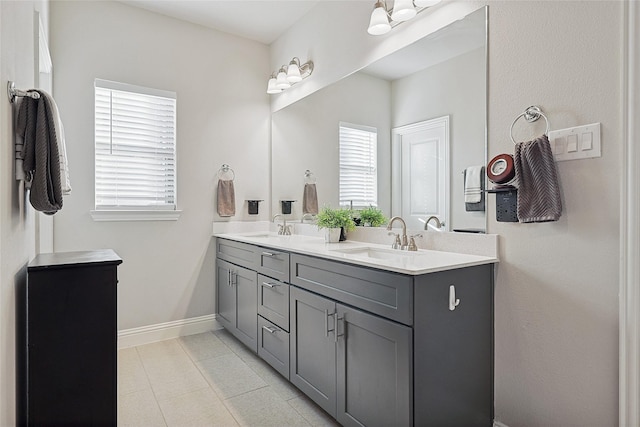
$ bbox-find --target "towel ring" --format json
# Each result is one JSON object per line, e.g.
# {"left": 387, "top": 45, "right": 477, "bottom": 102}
{"left": 509, "top": 105, "right": 550, "bottom": 144}
{"left": 217, "top": 164, "right": 235, "bottom": 181}
{"left": 304, "top": 169, "right": 316, "bottom": 184}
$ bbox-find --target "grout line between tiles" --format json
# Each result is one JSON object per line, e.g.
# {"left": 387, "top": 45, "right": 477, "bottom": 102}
{"left": 134, "top": 345, "right": 170, "bottom": 427}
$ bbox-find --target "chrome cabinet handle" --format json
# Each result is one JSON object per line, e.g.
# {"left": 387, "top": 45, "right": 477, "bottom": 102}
{"left": 261, "top": 281, "right": 279, "bottom": 288}
{"left": 449, "top": 285, "right": 460, "bottom": 311}
{"left": 262, "top": 251, "right": 280, "bottom": 257}
{"left": 262, "top": 325, "right": 278, "bottom": 334}
{"left": 227, "top": 270, "right": 232, "bottom": 287}
{"left": 334, "top": 315, "right": 344, "bottom": 343}
{"left": 325, "top": 310, "right": 336, "bottom": 338}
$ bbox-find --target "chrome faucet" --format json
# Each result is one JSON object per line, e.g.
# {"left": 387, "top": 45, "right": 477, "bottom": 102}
{"left": 272, "top": 214, "right": 292, "bottom": 235}
{"left": 424, "top": 216, "right": 444, "bottom": 231}
{"left": 386, "top": 216, "right": 408, "bottom": 250}
{"left": 300, "top": 213, "right": 316, "bottom": 223}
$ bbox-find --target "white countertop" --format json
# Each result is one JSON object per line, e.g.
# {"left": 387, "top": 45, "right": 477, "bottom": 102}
{"left": 214, "top": 231, "right": 498, "bottom": 275}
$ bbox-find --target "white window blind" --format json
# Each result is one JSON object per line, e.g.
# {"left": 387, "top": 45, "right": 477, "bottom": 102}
{"left": 94, "top": 79, "right": 177, "bottom": 210}
{"left": 339, "top": 122, "right": 378, "bottom": 208}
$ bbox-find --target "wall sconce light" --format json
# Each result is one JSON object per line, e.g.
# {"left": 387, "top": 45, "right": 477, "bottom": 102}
{"left": 367, "top": 0, "right": 442, "bottom": 35}
{"left": 266, "top": 57, "right": 314, "bottom": 95}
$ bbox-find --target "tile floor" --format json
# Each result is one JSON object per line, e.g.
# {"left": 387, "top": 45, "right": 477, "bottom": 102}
{"left": 118, "top": 329, "right": 340, "bottom": 426}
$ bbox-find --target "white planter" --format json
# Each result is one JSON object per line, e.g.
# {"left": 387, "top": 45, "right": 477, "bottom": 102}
{"left": 324, "top": 228, "right": 341, "bottom": 243}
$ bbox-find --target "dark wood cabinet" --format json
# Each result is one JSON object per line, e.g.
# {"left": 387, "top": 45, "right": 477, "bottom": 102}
{"left": 17, "top": 249, "right": 122, "bottom": 426}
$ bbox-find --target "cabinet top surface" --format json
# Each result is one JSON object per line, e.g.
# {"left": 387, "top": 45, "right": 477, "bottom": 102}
{"left": 215, "top": 233, "right": 496, "bottom": 275}
{"left": 28, "top": 249, "right": 123, "bottom": 270}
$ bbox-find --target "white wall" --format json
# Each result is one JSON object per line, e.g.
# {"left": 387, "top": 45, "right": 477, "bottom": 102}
{"left": 0, "top": 1, "right": 48, "bottom": 424}
{"left": 392, "top": 47, "right": 486, "bottom": 231}
{"left": 272, "top": 1, "right": 622, "bottom": 425}
{"left": 489, "top": 3, "right": 620, "bottom": 425}
{"left": 50, "top": 1, "right": 270, "bottom": 330}
{"left": 271, "top": 71, "right": 391, "bottom": 218}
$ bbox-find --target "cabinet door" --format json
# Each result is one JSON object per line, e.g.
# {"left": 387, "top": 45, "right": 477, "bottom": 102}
{"left": 234, "top": 264, "right": 258, "bottom": 352}
{"left": 336, "top": 304, "right": 412, "bottom": 427}
{"left": 216, "top": 259, "right": 235, "bottom": 330}
{"left": 290, "top": 286, "right": 337, "bottom": 417}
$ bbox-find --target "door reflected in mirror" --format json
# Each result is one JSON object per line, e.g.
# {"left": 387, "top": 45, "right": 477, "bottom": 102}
{"left": 271, "top": 6, "right": 487, "bottom": 232}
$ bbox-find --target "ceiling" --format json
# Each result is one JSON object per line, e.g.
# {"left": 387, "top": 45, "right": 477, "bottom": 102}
{"left": 119, "top": 0, "right": 322, "bottom": 45}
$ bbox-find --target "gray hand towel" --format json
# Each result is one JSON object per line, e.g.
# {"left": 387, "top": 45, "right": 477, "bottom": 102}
{"left": 302, "top": 183, "right": 318, "bottom": 215}
{"left": 514, "top": 135, "right": 562, "bottom": 222}
{"left": 217, "top": 179, "right": 235, "bottom": 217}
{"left": 17, "top": 90, "right": 64, "bottom": 214}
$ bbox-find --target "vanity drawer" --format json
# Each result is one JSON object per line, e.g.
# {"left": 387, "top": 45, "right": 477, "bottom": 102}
{"left": 290, "top": 254, "right": 414, "bottom": 326}
{"left": 216, "top": 238, "right": 257, "bottom": 270}
{"left": 257, "top": 248, "right": 290, "bottom": 283}
{"left": 257, "top": 316, "right": 290, "bottom": 379}
{"left": 258, "top": 274, "right": 289, "bottom": 331}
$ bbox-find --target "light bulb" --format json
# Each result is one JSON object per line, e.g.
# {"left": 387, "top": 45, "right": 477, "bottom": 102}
{"left": 275, "top": 70, "right": 291, "bottom": 90}
{"left": 286, "top": 60, "right": 302, "bottom": 83}
{"left": 266, "top": 77, "right": 281, "bottom": 94}
{"left": 367, "top": 2, "right": 391, "bottom": 35}
{"left": 390, "top": 0, "right": 416, "bottom": 22}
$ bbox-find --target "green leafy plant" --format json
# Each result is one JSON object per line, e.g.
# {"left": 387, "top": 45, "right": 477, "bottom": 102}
{"left": 358, "top": 206, "right": 387, "bottom": 227}
{"left": 316, "top": 206, "right": 356, "bottom": 232}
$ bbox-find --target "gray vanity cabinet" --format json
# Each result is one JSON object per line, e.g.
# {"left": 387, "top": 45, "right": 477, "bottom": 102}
{"left": 216, "top": 258, "right": 258, "bottom": 352}
{"left": 336, "top": 303, "right": 413, "bottom": 427}
{"left": 216, "top": 238, "right": 494, "bottom": 427}
{"left": 414, "top": 264, "right": 494, "bottom": 427}
{"left": 290, "top": 286, "right": 413, "bottom": 426}
{"left": 290, "top": 286, "right": 338, "bottom": 416}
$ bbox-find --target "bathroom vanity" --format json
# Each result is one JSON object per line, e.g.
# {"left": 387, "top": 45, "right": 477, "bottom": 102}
{"left": 215, "top": 233, "right": 496, "bottom": 427}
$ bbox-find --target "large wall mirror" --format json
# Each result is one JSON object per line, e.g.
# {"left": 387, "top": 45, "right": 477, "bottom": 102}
{"left": 272, "top": 6, "right": 487, "bottom": 232}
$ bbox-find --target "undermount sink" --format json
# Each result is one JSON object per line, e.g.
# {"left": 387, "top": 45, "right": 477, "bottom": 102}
{"left": 237, "top": 232, "right": 277, "bottom": 239}
{"left": 332, "top": 246, "right": 424, "bottom": 261}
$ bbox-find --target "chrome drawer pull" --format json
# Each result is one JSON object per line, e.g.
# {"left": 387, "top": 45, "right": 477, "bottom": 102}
{"left": 325, "top": 310, "right": 336, "bottom": 337}
{"left": 262, "top": 325, "right": 278, "bottom": 334}
{"left": 261, "top": 281, "right": 279, "bottom": 288}
{"left": 262, "top": 251, "right": 279, "bottom": 257}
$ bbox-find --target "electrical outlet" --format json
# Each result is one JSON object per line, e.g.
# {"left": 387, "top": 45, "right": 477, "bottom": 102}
{"left": 548, "top": 123, "right": 601, "bottom": 162}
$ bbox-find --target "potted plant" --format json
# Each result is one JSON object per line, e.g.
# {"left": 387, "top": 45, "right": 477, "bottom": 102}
{"left": 358, "top": 206, "right": 387, "bottom": 227}
{"left": 316, "top": 206, "right": 356, "bottom": 243}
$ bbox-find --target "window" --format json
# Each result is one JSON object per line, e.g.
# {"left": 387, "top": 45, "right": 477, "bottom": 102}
{"left": 339, "top": 122, "right": 378, "bottom": 208}
{"left": 93, "top": 79, "right": 179, "bottom": 220}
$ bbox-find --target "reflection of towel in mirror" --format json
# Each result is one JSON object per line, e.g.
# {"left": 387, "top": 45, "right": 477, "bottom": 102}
{"left": 217, "top": 180, "right": 235, "bottom": 217}
{"left": 17, "top": 89, "right": 69, "bottom": 214}
{"left": 464, "top": 166, "right": 485, "bottom": 212}
{"left": 514, "top": 135, "right": 562, "bottom": 222}
{"left": 302, "top": 183, "right": 318, "bottom": 215}
{"left": 464, "top": 165, "right": 483, "bottom": 203}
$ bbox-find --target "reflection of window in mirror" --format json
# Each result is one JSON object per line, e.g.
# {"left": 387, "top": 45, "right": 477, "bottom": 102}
{"left": 339, "top": 122, "right": 378, "bottom": 209}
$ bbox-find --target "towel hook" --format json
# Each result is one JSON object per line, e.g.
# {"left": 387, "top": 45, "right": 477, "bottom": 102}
{"left": 509, "top": 105, "right": 550, "bottom": 144}
{"left": 304, "top": 169, "right": 316, "bottom": 184}
{"left": 217, "top": 164, "right": 235, "bottom": 181}
{"left": 7, "top": 81, "right": 40, "bottom": 104}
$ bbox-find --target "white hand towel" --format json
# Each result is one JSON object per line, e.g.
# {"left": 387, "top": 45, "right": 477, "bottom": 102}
{"left": 464, "top": 165, "right": 483, "bottom": 203}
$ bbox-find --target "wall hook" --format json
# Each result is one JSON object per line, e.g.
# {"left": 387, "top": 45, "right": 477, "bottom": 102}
{"left": 449, "top": 285, "right": 460, "bottom": 311}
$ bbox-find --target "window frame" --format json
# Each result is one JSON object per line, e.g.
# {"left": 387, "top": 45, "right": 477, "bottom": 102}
{"left": 90, "top": 79, "right": 181, "bottom": 221}
{"left": 338, "top": 121, "right": 378, "bottom": 209}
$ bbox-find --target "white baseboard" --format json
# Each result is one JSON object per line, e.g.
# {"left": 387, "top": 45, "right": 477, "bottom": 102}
{"left": 117, "top": 314, "right": 223, "bottom": 349}
{"left": 494, "top": 421, "right": 510, "bottom": 427}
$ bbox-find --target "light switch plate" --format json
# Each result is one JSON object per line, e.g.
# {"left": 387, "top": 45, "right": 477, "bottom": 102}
{"left": 548, "top": 123, "right": 601, "bottom": 162}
